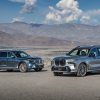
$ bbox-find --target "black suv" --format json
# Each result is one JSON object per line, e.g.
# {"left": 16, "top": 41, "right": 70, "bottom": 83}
{"left": 0, "top": 50, "right": 44, "bottom": 72}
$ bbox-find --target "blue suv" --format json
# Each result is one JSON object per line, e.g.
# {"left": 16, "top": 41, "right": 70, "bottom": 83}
{"left": 0, "top": 50, "right": 44, "bottom": 72}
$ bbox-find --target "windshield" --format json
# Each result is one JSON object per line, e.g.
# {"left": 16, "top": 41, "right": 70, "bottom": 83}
{"left": 68, "top": 48, "right": 90, "bottom": 56}
{"left": 13, "top": 51, "right": 29, "bottom": 58}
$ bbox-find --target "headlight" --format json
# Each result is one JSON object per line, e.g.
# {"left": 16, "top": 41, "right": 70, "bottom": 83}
{"left": 28, "top": 63, "right": 32, "bottom": 66}
{"left": 67, "top": 59, "right": 75, "bottom": 62}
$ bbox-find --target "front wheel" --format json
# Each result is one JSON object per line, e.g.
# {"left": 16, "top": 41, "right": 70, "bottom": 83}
{"left": 38, "top": 68, "right": 42, "bottom": 71}
{"left": 19, "top": 63, "right": 28, "bottom": 73}
{"left": 34, "top": 68, "right": 39, "bottom": 72}
{"left": 77, "top": 63, "right": 87, "bottom": 77}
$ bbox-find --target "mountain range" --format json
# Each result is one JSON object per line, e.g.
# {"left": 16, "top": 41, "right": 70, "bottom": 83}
{"left": 0, "top": 21, "right": 100, "bottom": 47}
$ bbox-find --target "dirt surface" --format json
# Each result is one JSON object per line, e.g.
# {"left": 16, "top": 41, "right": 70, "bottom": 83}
{"left": 0, "top": 67, "right": 100, "bottom": 100}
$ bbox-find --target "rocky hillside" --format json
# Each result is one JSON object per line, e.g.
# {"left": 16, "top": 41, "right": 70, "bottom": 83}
{"left": 0, "top": 22, "right": 100, "bottom": 46}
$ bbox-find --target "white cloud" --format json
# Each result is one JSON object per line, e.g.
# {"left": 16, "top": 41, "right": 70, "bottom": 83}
{"left": 9, "top": 0, "right": 37, "bottom": 13}
{"left": 80, "top": 16, "right": 91, "bottom": 24}
{"left": 46, "top": 0, "right": 100, "bottom": 25}
{"left": 80, "top": 9, "right": 100, "bottom": 25}
{"left": 9, "top": 0, "right": 25, "bottom": 3}
{"left": 21, "top": 0, "right": 37, "bottom": 13}
{"left": 46, "top": 0, "right": 82, "bottom": 24}
{"left": 12, "top": 16, "right": 24, "bottom": 22}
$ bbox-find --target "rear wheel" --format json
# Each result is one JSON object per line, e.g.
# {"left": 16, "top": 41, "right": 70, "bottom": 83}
{"left": 19, "top": 63, "right": 28, "bottom": 73}
{"left": 77, "top": 63, "right": 87, "bottom": 77}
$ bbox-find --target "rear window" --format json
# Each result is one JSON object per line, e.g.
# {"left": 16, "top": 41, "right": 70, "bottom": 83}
{"left": 0, "top": 52, "right": 7, "bottom": 58}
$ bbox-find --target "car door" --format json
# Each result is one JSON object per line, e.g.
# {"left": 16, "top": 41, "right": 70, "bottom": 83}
{"left": 0, "top": 52, "right": 8, "bottom": 68}
{"left": 88, "top": 48, "right": 100, "bottom": 70}
{"left": 95, "top": 47, "right": 100, "bottom": 70}
{"left": 7, "top": 52, "right": 18, "bottom": 68}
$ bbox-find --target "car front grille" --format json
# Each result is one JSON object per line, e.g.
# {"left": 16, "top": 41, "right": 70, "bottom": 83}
{"left": 30, "top": 59, "right": 42, "bottom": 64}
{"left": 54, "top": 58, "right": 66, "bottom": 66}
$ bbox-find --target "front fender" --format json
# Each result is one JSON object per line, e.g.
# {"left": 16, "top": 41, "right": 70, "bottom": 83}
{"left": 74, "top": 59, "right": 90, "bottom": 71}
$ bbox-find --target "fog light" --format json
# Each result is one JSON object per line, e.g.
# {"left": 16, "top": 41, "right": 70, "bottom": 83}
{"left": 32, "top": 65, "right": 36, "bottom": 68}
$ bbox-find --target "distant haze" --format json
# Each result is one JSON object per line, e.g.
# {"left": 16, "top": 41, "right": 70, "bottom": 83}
{"left": 0, "top": 21, "right": 100, "bottom": 47}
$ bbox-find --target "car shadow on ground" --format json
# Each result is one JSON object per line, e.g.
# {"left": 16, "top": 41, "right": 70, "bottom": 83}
{"left": 0, "top": 69, "right": 48, "bottom": 73}
{"left": 56, "top": 72, "right": 100, "bottom": 77}
{"left": 86, "top": 72, "right": 100, "bottom": 76}
{"left": 59, "top": 74, "right": 77, "bottom": 77}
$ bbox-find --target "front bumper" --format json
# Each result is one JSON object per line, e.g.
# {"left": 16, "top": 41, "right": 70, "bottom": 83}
{"left": 51, "top": 65, "right": 77, "bottom": 73}
{"left": 28, "top": 63, "right": 44, "bottom": 69}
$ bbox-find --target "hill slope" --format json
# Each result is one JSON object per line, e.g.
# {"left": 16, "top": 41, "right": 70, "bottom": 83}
{"left": 0, "top": 22, "right": 100, "bottom": 46}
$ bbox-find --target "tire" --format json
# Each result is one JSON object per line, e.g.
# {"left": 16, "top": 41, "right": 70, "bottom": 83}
{"left": 34, "top": 68, "right": 39, "bottom": 72}
{"left": 77, "top": 63, "right": 87, "bottom": 77}
{"left": 38, "top": 68, "right": 42, "bottom": 71}
{"left": 19, "top": 63, "right": 28, "bottom": 73}
{"left": 53, "top": 72, "right": 63, "bottom": 76}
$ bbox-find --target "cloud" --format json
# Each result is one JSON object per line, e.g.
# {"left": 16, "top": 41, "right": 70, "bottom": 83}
{"left": 46, "top": 0, "right": 82, "bottom": 24}
{"left": 46, "top": 0, "right": 100, "bottom": 25}
{"left": 80, "top": 9, "right": 100, "bottom": 25}
{"left": 21, "top": 0, "right": 37, "bottom": 13}
{"left": 9, "top": 0, "right": 37, "bottom": 13}
{"left": 80, "top": 16, "right": 91, "bottom": 24}
{"left": 9, "top": 0, "right": 25, "bottom": 3}
{"left": 12, "top": 16, "right": 24, "bottom": 22}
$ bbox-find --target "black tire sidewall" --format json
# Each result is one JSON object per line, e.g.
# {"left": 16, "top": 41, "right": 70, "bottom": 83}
{"left": 77, "top": 63, "right": 87, "bottom": 77}
{"left": 34, "top": 68, "right": 39, "bottom": 72}
{"left": 19, "top": 63, "right": 28, "bottom": 73}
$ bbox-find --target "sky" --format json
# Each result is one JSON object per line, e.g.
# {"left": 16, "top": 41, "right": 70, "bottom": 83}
{"left": 0, "top": 0, "right": 100, "bottom": 25}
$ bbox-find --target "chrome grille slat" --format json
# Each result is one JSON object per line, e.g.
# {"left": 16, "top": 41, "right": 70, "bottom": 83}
{"left": 54, "top": 58, "right": 66, "bottom": 66}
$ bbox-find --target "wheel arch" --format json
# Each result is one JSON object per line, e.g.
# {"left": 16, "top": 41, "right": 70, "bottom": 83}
{"left": 18, "top": 61, "right": 26, "bottom": 68}
{"left": 78, "top": 62, "right": 89, "bottom": 71}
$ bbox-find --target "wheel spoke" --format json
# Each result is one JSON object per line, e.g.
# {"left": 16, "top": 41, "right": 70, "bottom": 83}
{"left": 77, "top": 64, "right": 87, "bottom": 77}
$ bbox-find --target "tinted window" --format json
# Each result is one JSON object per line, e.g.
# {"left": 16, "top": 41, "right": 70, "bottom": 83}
{"left": 68, "top": 48, "right": 90, "bottom": 56}
{"left": 97, "top": 48, "right": 100, "bottom": 56}
{"left": 69, "top": 49, "right": 78, "bottom": 56}
{"left": 13, "top": 51, "right": 29, "bottom": 58}
{"left": 90, "top": 48, "right": 98, "bottom": 56}
{"left": 0, "top": 52, "right": 7, "bottom": 58}
{"left": 8, "top": 52, "right": 15, "bottom": 58}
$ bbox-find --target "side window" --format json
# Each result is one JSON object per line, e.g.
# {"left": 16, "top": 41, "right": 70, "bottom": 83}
{"left": 8, "top": 52, "right": 15, "bottom": 58}
{"left": 70, "top": 49, "right": 78, "bottom": 56}
{"left": 97, "top": 48, "right": 100, "bottom": 56}
{"left": 79, "top": 49, "right": 89, "bottom": 56}
{"left": 0, "top": 52, "right": 7, "bottom": 58}
{"left": 90, "top": 48, "right": 98, "bottom": 56}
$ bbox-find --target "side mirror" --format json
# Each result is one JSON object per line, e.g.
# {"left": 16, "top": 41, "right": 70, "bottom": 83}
{"left": 89, "top": 53, "right": 96, "bottom": 57}
{"left": 66, "top": 53, "right": 68, "bottom": 55}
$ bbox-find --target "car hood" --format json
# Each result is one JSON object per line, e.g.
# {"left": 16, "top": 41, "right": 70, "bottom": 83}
{"left": 19, "top": 56, "right": 41, "bottom": 60}
{"left": 53, "top": 55, "right": 88, "bottom": 61}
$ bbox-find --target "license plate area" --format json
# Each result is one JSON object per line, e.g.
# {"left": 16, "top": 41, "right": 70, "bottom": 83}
{"left": 55, "top": 67, "right": 66, "bottom": 71}
{"left": 58, "top": 67, "right": 62, "bottom": 71}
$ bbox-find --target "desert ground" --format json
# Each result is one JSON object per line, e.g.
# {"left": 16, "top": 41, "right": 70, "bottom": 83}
{"left": 0, "top": 46, "right": 100, "bottom": 100}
